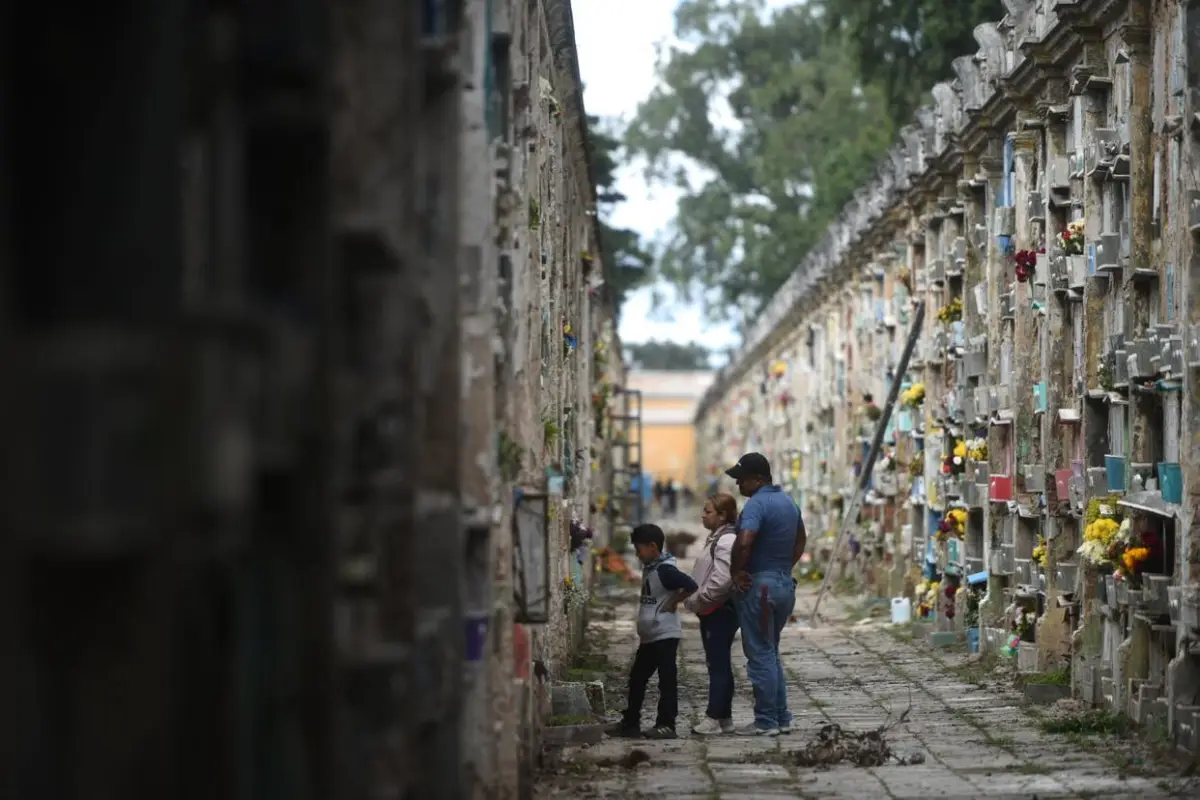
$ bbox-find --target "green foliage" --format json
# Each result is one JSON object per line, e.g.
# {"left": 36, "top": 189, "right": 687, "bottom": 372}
{"left": 497, "top": 430, "right": 523, "bottom": 483}
{"left": 625, "top": 0, "right": 894, "bottom": 325}
{"left": 1026, "top": 667, "right": 1071, "bottom": 686}
{"left": 825, "top": 0, "right": 1005, "bottom": 124}
{"left": 586, "top": 116, "right": 653, "bottom": 316}
{"left": 543, "top": 415, "right": 560, "bottom": 448}
{"left": 625, "top": 339, "right": 712, "bottom": 371}
{"left": 1039, "top": 710, "right": 1133, "bottom": 736}
{"left": 528, "top": 196, "right": 540, "bottom": 230}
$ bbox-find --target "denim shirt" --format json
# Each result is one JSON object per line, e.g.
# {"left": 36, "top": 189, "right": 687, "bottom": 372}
{"left": 737, "top": 485, "right": 799, "bottom": 574}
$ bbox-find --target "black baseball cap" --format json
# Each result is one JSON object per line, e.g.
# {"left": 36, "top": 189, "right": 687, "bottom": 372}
{"left": 726, "top": 452, "right": 772, "bottom": 481}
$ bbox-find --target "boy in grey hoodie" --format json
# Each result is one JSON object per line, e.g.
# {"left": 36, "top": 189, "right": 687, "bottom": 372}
{"left": 606, "top": 524, "right": 698, "bottom": 739}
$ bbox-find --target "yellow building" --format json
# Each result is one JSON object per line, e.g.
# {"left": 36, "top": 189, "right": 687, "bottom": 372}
{"left": 625, "top": 370, "right": 714, "bottom": 489}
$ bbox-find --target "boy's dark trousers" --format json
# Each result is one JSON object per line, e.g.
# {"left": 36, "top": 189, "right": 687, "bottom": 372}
{"left": 621, "top": 638, "right": 679, "bottom": 729}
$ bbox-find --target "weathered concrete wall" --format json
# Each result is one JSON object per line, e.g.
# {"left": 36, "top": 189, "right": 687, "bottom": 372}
{"left": 695, "top": 0, "right": 1200, "bottom": 754}
{"left": 473, "top": 0, "right": 619, "bottom": 795}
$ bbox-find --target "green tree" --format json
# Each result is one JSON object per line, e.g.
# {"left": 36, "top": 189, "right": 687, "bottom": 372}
{"left": 624, "top": 0, "right": 893, "bottom": 327}
{"left": 825, "top": 0, "right": 1005, "bottom": 124}
{"left": 625, "top": 339, "right": 713, "bottom": 371}
{"left": 586, "top": 115, "right": 653, "bottom": 317}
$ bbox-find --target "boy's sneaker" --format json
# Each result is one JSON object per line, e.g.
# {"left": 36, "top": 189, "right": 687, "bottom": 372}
{"left": 692, "top": 717, "right": 734, "bottom": 735}
{"left": 734, "top": 722, "right": 779, "bottom": 737}
{"left": 643, "top": 725, "right": 677, "bottom": 740}
{"left": 604, "top": 721, "right": 642, "bottom": 738}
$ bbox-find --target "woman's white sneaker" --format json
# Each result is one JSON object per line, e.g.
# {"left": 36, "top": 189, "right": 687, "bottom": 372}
{"left": 692, "top": 717, "right": 733, "bottom": 735}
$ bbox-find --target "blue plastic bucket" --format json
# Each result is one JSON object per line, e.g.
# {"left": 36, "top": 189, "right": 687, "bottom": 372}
{"left": 1158, "top": 462, "right": 1183, "bottom": 504}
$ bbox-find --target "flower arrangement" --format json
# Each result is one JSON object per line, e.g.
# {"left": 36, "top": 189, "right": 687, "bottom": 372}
{"left": 943, "top": 440, "right": 966, "bottom": 475}
{"left": 965, "top": 437, "right": 987, "bottom": 461}
{"left": 901, "top": 382, "right": 926, "bottom": 408}
{"left": 1057, "top": 219, "right": 1085, "bottom": 256}
{"left": 915, "top": 580, "right": 941, "bottom": 618}
{"left": 1121, "top": 544, "right": 1152, "bottom": 574}
{"left": 942, "top": 583, "right": 959, "bottom": 619}
{"left": 1015, "top": 610, "right": 1036, "bottom": 641}
{"left": 1079, "top": 516, "right": 1121, "bottom": 568}
{"left": 936, "top": 297, "right": 963, "bottom": 324}
{"left": 1014, "top": 248, "right": 1044, "bottom": 283}
{"left": 937, "top": 508, "right": 968, "bottom": 541}
{"left": 563, "top": 573, "right": 588, "bottom": 611}
{"left": 1107, "top": 520, "right": 1161, "bottom": 584}
{"left": 1032, "top": 536, "right": 1047, "bottom": 568}
{"left": 562, "top": 319, "right": 578, "bottom": 355}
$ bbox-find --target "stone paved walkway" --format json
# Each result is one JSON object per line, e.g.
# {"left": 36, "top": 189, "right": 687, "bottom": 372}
{"left": 538, "top": 570, "right": 1195, "bottom": 799}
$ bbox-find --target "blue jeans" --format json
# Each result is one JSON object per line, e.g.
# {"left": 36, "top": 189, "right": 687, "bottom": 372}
{"left": 734, "top": 571, "right": 795, "bottom": 730}
{"left": 699, "top": 603, "right": 739, "bottom": 719}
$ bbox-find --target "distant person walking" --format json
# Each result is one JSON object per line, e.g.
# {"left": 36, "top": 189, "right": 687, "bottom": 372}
{"left": 725, "top": 453, "right": 807, "bottom": 737}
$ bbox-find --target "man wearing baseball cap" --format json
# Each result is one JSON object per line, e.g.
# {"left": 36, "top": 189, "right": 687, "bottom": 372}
{"left": 724, "top": 453, "right": 807, "bottom": 737}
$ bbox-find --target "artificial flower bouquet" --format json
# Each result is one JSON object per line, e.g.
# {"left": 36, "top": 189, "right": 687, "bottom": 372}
{"left": 936, "top": 296, "right": 963, "bottom": 324}
{"left": 942, "top": 439, "right": 967, "bottom": 475}
{"left": 1032, "top": 536, "right": 1047, "bottom": 568}
{"left": 965, "top": 437, "right": 987, "bottom": 461}
{"left": 1057, "top": 219, "right": 1085, "bottom": 256}
{"left": 937, "top": 508, "right": 968, "bottom": 541}
{"left": 901, "top": 382, "right": 926, "bottom": 408}
{"left": 1014, "top": 248, "right": 1044, "bottom": 283}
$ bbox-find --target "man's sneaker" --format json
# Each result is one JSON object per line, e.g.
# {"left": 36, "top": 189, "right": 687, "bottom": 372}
{"left": 604, "top": 721, "right": 641, "bottom": 738}
{"left": 691, "top": 717, "right": 734, "bottom": 735}
{"left": 734, "top": 722, "right": 779, "bottom": 737}
{"left": 779, "top": 724, "right": 792, "bottom": 735}
{"left": 643, "top": 725, "right": 678, "bottom": 740}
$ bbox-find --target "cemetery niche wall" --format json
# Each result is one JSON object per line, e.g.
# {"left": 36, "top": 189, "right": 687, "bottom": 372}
{"left": 693, "top": 0, "right": 1200, "bottom": 754}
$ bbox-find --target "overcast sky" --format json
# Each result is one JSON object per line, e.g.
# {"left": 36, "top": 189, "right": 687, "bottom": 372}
{"left": 572, "top": 0, "right": 741, "bottom": 355}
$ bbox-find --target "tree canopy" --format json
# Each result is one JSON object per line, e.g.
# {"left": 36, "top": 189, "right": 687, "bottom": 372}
{"left": 586, "top": 115, "right": 653, "bottom": 317}
{"left": 825, "top": 0, "right": 1004, "bottom": 124}
{"left": 624, "top": 0, "right": 893, "bottom": 328}
{"left": 625, "top": 339, "right": 713, "bottom": 371}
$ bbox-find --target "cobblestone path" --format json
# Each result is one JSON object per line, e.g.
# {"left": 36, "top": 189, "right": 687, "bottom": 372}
{"left": 538, "top": 576, "right": 1195, "bottom": 799}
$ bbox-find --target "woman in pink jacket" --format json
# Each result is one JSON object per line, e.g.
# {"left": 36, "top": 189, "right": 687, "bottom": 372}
{"left": 684, "top": 493, "right": 740, "bottom": 735}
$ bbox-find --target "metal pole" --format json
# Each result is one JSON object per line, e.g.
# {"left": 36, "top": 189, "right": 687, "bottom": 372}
{"left": 809, "top": 301, "right": 926, "bottom": 623}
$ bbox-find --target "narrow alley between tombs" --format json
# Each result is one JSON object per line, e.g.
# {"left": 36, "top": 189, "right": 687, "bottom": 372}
{"left": 537, "top": 571, "right": 1197, "bottom": 799}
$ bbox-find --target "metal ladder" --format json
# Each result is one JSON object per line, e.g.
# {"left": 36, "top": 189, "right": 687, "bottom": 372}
{"left": 809, "top": 300, "right": 927, "bottom": 623}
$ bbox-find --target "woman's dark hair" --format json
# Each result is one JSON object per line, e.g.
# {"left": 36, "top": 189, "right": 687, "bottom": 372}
{"left": 708, "top": 493, "right": 738, "bottom": 526}
{"left": 630, "top": 523, "right": 665, "bottom": 549}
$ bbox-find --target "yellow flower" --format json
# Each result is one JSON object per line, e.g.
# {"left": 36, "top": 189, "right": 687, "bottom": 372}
{"left": 953, "top": 441, "right": 967, "bottom": 458}
{"left": 1085, "top": 518, "right": 1120, "bottom": 544}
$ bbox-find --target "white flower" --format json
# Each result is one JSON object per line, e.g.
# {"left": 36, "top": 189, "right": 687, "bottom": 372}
{"left": 1077, "top": 539, "right": 1108, "bottom": 565}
